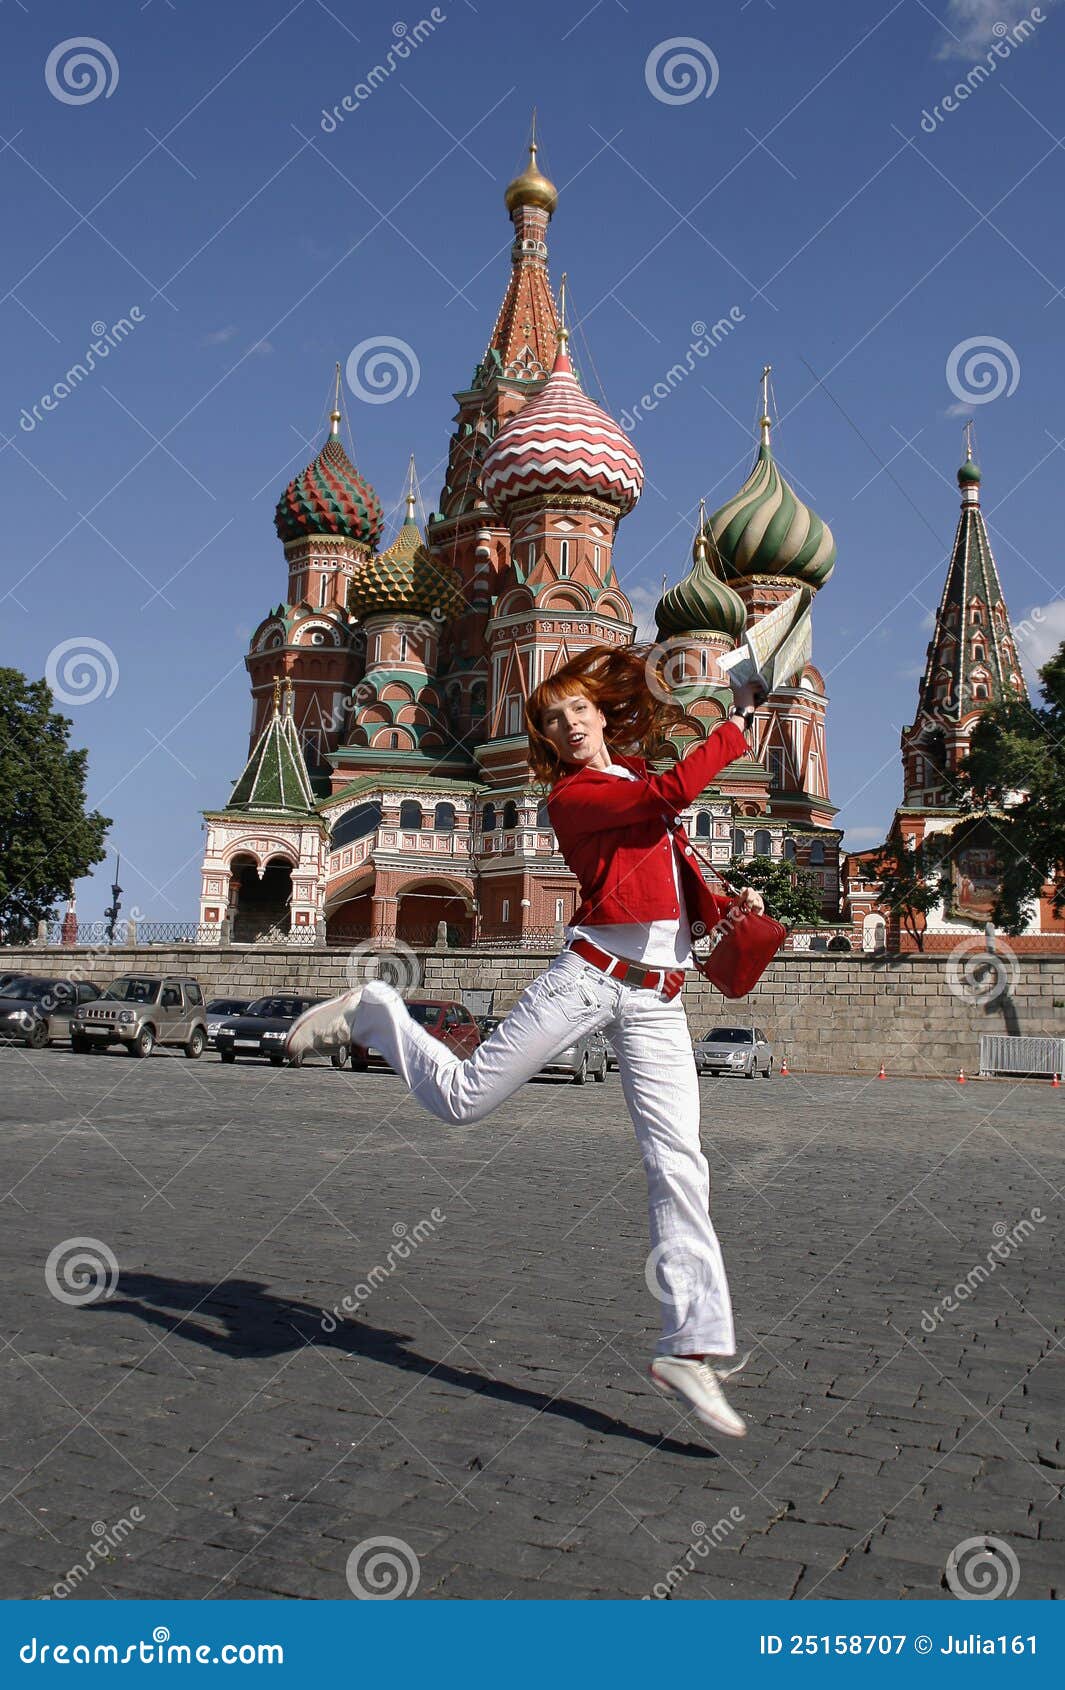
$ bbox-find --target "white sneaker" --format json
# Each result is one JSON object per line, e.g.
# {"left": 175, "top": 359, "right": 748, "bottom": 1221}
{"left": 284, "top": 988, "right": 364, "bottom": 1063}
{"left": 649, "top": 1355, "right": 748, "bottom": 1438}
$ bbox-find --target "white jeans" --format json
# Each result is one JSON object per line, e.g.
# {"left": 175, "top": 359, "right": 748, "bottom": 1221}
{"left": 350, "top": 948, "right": 735, "bottom": 1357}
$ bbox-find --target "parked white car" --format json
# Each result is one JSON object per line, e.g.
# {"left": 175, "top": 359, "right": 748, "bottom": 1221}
{"left": 693, "top": 1025, "right": 774, "bottom": 1079}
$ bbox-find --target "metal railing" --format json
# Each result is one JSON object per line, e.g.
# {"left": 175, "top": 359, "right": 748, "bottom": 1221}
{"left": 979, "top": 1035, "right": 1065, "bottom": 1078}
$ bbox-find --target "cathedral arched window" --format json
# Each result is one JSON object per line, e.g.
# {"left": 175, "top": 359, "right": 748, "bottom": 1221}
{"left": 970, "top": 605, "right": 984, "bottom": 626}
{"left": 558, "top": 540, "right": 570, "bottom": 578}
{"left": 732, "top": 829, "right": 747, "bottom": 857}
{"left": 974, "top": 684, "right": 989, "bottom": 699}
{"left": 481, "top": 803, "right": 497, "bottom": 833}
{"left": 695, "top": 811, "right": 711, "bottom": 838}
{"left": 329, "top": 802, "right": 381, "bottom": 849}
{"left": 536, "top": 800, "right": 551, "bottom": 828}
{"left": 433, "top": 802, "right": 456, "bottom": 832}
{"left": 399, "top": 801, "right": 422, "bottom": 830}
{"left": 754, "top": 829, "right": 772, "bottom": 857}
{"left": 399, "top": 633, "right": 409, "bottom": 660}
{"left": 502, "top": 800, "right": 519, "bottom": 829}
{"left": 973, "top": 643, "right": 985, "bottom": 662}
{"left": 809, "top": 839, "right": 825, "bottom": 866}
{"left": 783, "top": 837, "right": 796, "bottom": 861}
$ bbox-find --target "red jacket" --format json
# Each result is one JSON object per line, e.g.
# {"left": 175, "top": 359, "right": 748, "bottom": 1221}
{"left": 547, "top": 719, "right": 749, "bottom": 933}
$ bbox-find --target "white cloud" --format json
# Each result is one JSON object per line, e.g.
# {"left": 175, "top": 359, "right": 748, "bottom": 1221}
{"left": 627, "top": 583, "right": 660, "bottom": 642}
{"left": 934, "top": 0, "right": 1056, "bottom": 58}
{"left": 202, "top": 325, "right": 238, "bottom": 346}
{"left": 1015, "top": 598, "right": 1065, "bottom": 688}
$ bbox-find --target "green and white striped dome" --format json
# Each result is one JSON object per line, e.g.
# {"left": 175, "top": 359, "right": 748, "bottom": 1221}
{"left": 656, "top": 529, "right": 747, "bottom": 641}
{"left": 700, "top": 422, "right": 836, "bottom": 589}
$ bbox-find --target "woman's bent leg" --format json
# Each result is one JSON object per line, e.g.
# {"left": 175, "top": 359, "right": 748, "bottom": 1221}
{"left": 611, "top": 989, "right": 736, "bottom": 1358}
{"left": 354, "top": 954, "right": 615, "bottom": 1125}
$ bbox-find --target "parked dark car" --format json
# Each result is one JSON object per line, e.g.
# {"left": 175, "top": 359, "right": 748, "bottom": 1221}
{"left": 477, "top": 1014, "right": 503, "bottom": 1038}
{"left": 352, "top": 997, "right": 481, "bottom": 1071}
{"left": 216, "top": 995, "right": 329, "bottom": 1065}
{"left": 0, "top": 976, "right": 100, "bottom": 1048}
{"left": 204, "top": 997, "right": 252, "bottom": 1047}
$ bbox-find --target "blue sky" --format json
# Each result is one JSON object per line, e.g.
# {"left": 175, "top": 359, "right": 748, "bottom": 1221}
{"left": 2, "top": 0, "right": 1063, "bottom": 918}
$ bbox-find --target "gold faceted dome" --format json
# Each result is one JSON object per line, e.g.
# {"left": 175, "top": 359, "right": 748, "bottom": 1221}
{"left": 504, "top": 141, "right": 558, "bottom": 217}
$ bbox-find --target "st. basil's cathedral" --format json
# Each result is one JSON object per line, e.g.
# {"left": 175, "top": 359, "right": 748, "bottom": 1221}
{"left": 197, "top": 136, "right": 1057, "bottom": 955}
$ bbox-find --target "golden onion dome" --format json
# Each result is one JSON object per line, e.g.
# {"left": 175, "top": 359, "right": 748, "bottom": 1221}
{"left": 504, "top": 141, "right": 558, "bottom": 217}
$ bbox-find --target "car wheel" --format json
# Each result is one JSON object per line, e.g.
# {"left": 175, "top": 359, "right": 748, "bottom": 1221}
{"left": 594, "top": 1058, "right": 606, "bottom": 1081}
{"left": 184, "top": 1028, "right": 206, "bottom": 1060}
{"left": 573, "top": 1054, "right": 588, "bottom": 1085}
{"left": 764, "top": 1059, "right": 773, "bottom": 1077}
{"left": 745, "top": 1059, "right": 756, "bottom": 1078}
{"left": 331, "top": 1044, "right": 349, "bottom": 1069}
{"left": 219, "top": 1049, "right": 236, "bottom": 1064}
{"left": 27, "top": 1022, "right": 50, "bottom": 1050}
{"left": 129, "top": 1026, "right": 154, "bottom": 1059}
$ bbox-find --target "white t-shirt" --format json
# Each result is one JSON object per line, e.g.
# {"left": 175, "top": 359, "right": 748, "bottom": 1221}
{"left": 564, "top": 761, "right": 695, "bottom": 969}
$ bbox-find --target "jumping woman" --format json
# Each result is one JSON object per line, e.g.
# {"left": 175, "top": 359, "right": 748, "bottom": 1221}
{"left": 286, "top": 645, "right": 765, "bottom": 1439}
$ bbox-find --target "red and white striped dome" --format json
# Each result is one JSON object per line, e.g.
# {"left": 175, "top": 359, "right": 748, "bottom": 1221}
{"left": 481, "top": 338, "right": 643, "bottom": 516}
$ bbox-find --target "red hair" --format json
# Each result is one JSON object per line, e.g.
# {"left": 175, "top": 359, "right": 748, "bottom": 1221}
{"left": 525, "top": 643, "right": 687, "bottom": 785}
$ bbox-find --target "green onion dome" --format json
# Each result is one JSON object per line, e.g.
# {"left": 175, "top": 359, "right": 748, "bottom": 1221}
{"left": 700, "top": 420, "right": 836, "bottom": 589}
{"left": 347, "top": 496, "right": 466, "bottom": 622}
{"left": 656, "top": 532, "right": 748, "bottom": 641}
{"left": 275, "top": 412, "right": 384, "bottom": 549}
{"left": 957, "top": 454, "right": 982, "bottom": 487}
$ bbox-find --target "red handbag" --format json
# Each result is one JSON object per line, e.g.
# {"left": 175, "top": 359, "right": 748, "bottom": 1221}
{"left": 677, "top": 830, "right": 787, "bottom": 998}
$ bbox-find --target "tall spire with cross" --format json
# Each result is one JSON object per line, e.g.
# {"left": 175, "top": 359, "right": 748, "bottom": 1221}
{"left": 481, "top": 113, "right": 560, "bottom": 385}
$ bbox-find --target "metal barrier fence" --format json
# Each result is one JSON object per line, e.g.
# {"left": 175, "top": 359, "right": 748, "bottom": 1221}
{"left": 978, "top": 1035, "right": 1065, "bottom": 1079}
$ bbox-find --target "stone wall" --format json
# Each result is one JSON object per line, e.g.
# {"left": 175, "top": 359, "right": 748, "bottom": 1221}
{"left": 6, "top": 944, "right": 1065, "bottom": 1075}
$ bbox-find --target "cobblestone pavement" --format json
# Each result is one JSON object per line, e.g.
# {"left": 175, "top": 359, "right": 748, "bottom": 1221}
{"left": 0, "top": 1045, "right": 1062, "bottom": 1602}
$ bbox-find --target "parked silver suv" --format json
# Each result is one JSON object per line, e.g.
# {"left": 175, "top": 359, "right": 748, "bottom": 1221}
{"left": 70, "top": 975, "right": 209, "bottom": 1059}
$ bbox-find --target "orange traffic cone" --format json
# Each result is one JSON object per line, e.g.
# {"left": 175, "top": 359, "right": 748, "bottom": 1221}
{"left": 877, "top": 1061, "right": 886, "bottom": 1080}
{"left": 780, "top": 1057, "right": 790, "bottom": 1077}
{"left": 957, "top": 1067, "right": 967, "bottom": 1084}
{"left": 1052, "top": 1073, "right": 1061, "bottom": 1088}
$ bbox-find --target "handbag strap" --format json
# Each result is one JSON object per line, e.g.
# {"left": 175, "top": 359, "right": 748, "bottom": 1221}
{"left": 662, "top": 809, "right": 737, "bottom": 898}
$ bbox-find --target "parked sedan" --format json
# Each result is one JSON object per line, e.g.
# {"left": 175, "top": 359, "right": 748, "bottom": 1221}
{"left": 215, "top": 996, "right": 328, "bottom": 1065}
{"left": 693, "top": 1025, "right": 774, "bottom": 1079}
{"left": 351, "top": 998, "right": 481, "bottom": 1071}
{"left": 537, "top": 1028, "right": 609, "bottom": 1085}
{"left": 204, "top": 997, "right": 252, "bottom": 1047}
{"left": 0, "top": 976, "right": 100, "bottom": 1048}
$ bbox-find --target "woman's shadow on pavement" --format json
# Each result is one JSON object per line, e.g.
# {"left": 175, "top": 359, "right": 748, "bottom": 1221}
{"left": 90, "top": 1271, "right": 716, "bottom": 1460}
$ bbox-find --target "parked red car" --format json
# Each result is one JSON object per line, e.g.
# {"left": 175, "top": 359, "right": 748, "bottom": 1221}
{"left": 349, "top": 997, "right": 481, "bottom": 1071}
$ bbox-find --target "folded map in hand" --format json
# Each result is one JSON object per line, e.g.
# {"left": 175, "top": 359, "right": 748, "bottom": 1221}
{"left": 717, "top": 586, "right": 814, "bottom": 695}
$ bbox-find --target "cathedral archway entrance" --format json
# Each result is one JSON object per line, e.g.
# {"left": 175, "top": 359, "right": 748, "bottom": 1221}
{"left": 231, "top": 854, "right": 294, "bottom": 942}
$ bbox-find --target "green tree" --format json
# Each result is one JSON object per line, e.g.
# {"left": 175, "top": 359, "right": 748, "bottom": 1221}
{"left": 873, "top": 835, "right": 947, "bottom": 952}
{"left": 0, "top": 669, "right": 111, "bottom": 941}
{"left": 955, "top": 645, "right": 1065, "bottom": 933}
{"left": 724, "top": 854, "right": 823, "bottom": 926}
